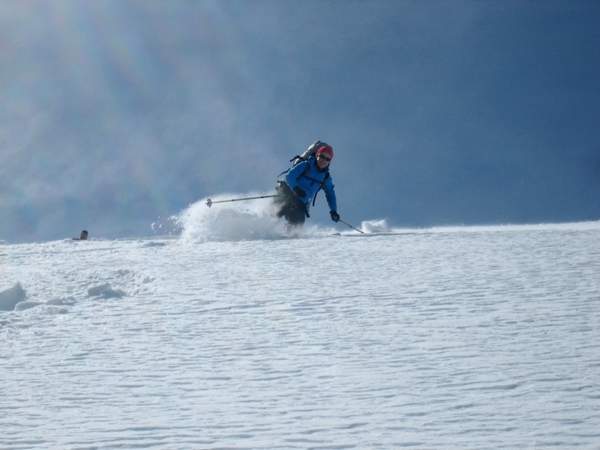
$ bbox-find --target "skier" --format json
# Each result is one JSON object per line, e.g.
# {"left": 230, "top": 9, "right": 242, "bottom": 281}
{"left": 73, "top": 230, "right": 88, "bottom": 241}
{"left": 274, "top": 141, "right": 340, "bottom": 226}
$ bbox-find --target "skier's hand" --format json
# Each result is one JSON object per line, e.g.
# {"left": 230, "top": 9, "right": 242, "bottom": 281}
{"left": 330, "top": 211, "right": 340, "bottom": 222}
{"left": 293, "top": 187, "right": 306, "bottom": 199}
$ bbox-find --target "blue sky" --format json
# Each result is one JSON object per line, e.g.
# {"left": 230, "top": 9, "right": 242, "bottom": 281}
{"left": 1, "top": 0, "right": 599, "bottom": 242}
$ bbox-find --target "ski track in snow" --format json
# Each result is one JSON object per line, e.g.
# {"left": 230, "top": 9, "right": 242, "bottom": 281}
{"left": 1, "top": 219, "right": 600, "bottom": 449}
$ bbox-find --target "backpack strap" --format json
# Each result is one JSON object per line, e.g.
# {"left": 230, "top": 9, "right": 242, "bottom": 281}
{"left": 311, "top": 171, "right": 329, "bottom": 206}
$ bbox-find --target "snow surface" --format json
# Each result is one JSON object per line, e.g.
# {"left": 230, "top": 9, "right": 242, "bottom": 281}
{"left": 2, "top": 201, "right": 600, "bottom": 449}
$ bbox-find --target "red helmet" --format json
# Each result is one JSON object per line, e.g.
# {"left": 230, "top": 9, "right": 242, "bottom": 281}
{"left": 315, "top": 144, "right": 334, "bottom": 161}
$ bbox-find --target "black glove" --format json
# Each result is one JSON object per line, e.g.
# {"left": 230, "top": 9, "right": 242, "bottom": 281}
{"left": 330, "top": 211, "right": 340, "bottom": 222}
{"left": 293, "top": 187, "right": 306, "bottom": 198}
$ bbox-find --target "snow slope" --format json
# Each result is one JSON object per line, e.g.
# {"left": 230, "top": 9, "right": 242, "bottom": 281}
{"left": 2, "top": 214, "right": 600, "bottom": 449}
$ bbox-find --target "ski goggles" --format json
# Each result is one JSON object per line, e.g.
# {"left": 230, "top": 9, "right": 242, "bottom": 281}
{"left": 318, "top": 154, "right": 332, "bottom": 162}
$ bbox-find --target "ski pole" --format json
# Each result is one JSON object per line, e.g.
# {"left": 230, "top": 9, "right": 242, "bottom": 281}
{"left": 206, "top": 194, "right": 279, "bottom": 208}
{"left": 339, "top": 218, "right": 365, "bottom": 234}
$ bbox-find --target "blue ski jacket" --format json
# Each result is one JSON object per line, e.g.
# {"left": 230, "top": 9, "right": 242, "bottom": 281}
{"left": 282, "top": 157, "right": 337, "bottom": 214}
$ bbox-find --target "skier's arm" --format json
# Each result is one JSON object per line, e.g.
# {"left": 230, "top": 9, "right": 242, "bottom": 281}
{"left": 324, "top": 176, "right": 337, "bottom": 213}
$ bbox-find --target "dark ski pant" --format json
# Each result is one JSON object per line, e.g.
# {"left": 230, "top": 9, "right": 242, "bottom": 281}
{"left": 274, "top": 182, "right": 307, "bottom": 226}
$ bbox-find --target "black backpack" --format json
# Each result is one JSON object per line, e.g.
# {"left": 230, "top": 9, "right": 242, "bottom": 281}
{"left": 289, "top": 140, "right": 330, "bottom": 167}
